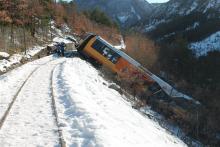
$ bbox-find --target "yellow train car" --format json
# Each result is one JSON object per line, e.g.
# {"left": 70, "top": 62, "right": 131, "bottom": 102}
{"left": 77, "top": 34, "right": 155, "bottom": 85}
{"left": 77, "top": 34, "right": 193, "bottom": 98}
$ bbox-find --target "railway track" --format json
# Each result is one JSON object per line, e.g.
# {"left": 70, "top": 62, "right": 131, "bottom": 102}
{"left": 50, "top": 63, "right": 66, "bottom": 147}
{"left": 0, "top": 58, "right": 66, "bottom": 147}
{"left": 0, "top": 61, "right": 51, "bottom": 129}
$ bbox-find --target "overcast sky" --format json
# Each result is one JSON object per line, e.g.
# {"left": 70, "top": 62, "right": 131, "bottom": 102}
{"left": 64, "top": 0, "right": 169, "bottom": 4}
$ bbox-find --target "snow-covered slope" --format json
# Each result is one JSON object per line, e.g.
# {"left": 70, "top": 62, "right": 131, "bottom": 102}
{"left": 52, "top": 58, "right": 186, "bottom": 147}
{"left": 190, "top": 31, "right": 220, "bottom": 57}
{"left": 0, "top": 46, "right": 46, "bottom": 73}
{"left": 132, "top": 0, "right": 220, "bottom": 57}
{"left": 0, "top": 55, "right": 187, "bottom": 146}
{"left": 114, "top": 37, "right": 126, "bottom": 50}
{"left": 143, "top": 0, "right": 220, "bottom": 32}
{"left": 144, "top": 0, "right": 220, "bottom": 27}
{"left": 0, "top": 52, "right": 9, "bottom": 59}
{"left": 150, "top": 0, "right": 220, "bottom": 19}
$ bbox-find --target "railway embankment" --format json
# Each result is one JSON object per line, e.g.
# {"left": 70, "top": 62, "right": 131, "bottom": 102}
{"left": 0, "top": 41, "right": 75, "bottom": 76}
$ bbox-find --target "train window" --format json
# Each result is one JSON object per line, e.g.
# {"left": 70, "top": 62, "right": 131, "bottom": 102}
{"left": 92, "top": 39, "right": 105, "bottom": 53}
{"left": 103, "top": 47, "right": 110, "bottom": 57}
{"left": 111, "top": 53, "right": 120, "bottom": 64}
{"left": 110, "top": 50, "right": 120, "bottom": 63}
{"left": 92, "top": 39, "right": 121, "bottom": 64}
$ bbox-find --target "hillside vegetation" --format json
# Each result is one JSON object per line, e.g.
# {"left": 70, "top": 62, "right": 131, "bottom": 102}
{"left": 0, "top": 0, "right": 121, "bottom": 54}
{"left": 0, "top": 0, "right": 53, "bottom": 53}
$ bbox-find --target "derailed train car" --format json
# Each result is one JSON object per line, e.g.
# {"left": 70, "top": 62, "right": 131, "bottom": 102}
{"left": 77, "top": 34, "right": 194, "bottom": 103}
{"left": 77, "top": 34, "right": 203, "bottom": 135}
{"left": 77, "top": 34, "right": 155, "bottom": 85}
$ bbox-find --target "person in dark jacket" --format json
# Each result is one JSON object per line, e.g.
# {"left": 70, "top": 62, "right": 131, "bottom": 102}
{"left": 55, "top": 42, "right": 66, "bottom": 57}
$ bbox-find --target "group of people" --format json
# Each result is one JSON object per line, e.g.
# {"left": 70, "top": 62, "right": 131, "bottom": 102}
{"left": 55, "top": 42, "right": 66, "bottom": 57}
{"left": 47, "top": 42, "right": 66, "bottom": 57}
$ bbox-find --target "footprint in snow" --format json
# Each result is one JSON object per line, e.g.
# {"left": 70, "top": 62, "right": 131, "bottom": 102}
{"left": 32, "top": 133, "right": 38, "bottom": 136}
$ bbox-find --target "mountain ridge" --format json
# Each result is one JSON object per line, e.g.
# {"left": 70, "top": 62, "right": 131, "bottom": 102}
{"left": 74, "top": 0, "right": 153, "bottom": 28}
{"left": 74, "top": 0, "right": 220, "bottom": 55}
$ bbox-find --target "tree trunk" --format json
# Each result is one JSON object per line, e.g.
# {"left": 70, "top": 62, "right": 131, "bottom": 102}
{"left": 31, "top": 23, "right": 35, "bottom": 37}
{"left": 10, "top": 24, "right": 14, "bottom": 45}
{"left": 50, "top": 18, "right": 53, "bottom": 41}
{"left": 23, "top": 26, "right": 27, "bottom": 55}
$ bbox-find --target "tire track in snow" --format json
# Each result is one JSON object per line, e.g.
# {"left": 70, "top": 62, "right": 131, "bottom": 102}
{"left": 53, "top": 60, "right": 102, "bottom": 147}
{"left": 0, "top": 59, "right": 57, "bottom": 129}
{"left": 50, "top": 62, "right": 66, "bottom": 147}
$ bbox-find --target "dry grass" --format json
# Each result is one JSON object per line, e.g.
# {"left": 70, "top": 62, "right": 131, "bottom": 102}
{"left": 124, "top": 33, "right": 159, "bottom": 70}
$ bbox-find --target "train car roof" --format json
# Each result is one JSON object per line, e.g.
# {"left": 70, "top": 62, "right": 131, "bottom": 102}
{"left": 97, "top": 36, "right": 141, "bottom": 68}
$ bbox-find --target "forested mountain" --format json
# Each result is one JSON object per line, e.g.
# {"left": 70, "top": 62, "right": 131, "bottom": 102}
{"left": 141, "top": 0, "right": 220, "bottom": 43}
{"left": 74, "top": 0, "right": 153, "bottom": 28}
{"left": 74, "top": 0, "right": 220, "bottom": 55}
{"left": 149, "top": 0, "right": 220, "bottom": 19}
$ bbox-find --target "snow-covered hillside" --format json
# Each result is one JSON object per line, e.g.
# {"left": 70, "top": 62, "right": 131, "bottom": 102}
{"left": 190, "top": 31, "right": 220, "bottom": 57}
{"left": 149, "top": 0, "right": 220, "bottom": 20}
{"left": 0, "top": 55, "right": 187, "bottom": 147}
{"left": 144, "top": 0, "right": 220, "bottom": 30}
{"left": 53, "top": 58, "right": 186, "bottom": 146}
{"left": 140, "top": 0, "right": 220, "bottom": 45}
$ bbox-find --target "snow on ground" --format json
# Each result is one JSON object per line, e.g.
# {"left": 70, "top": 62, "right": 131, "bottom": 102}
{"left": 61, "top": 23, "right": 72, "bottom": 33}
{"left": 185, "top": 22, "right": 199, "bottom": 31}
{"left": 25, "top": 46, "right": 46, "bottom": 57}
{"left": 50, "top": 21, "right": 72, "bottom": 37}
{"left": 51, "top": 21, "right": 64, "bottom": 37}
{"left": 185, "top": 1, "right": 198, "bottom": 15}
{"left": 0, "top": 60, "right": 9, "bottom": 72}
{"left": 53, "top": 58, "right": 187, "bottom": 147}
{"left": 0, "top": 56, "right": 66, "bottom": 146}
{"left": 117, "top": 15, "right": 129, "bottom": 23}
{"left": 190, "top": 31, "right": 220, "bottom": 57}
{"left": 0, "top": 47, "right": 44, "bottom": 73}
{"left": 114, "top": 37, "right": 126, "bottom": 50}
{"left": 204, "top": 0, "right": 220, "bottom": 13}
{"left": 144, "top": 19, "right": 166, "bottom": 32}
{"left": 0, "top": 55, "right": 57, "bottom": 120}
{"left": 0, "top": 53, "right": 187, "bottom": 147}
{"left": 0, "top": 52, "right": 9, "bottom": 59}
{"left": 0, "top": 46, "right": 51, "bottom": 73}
{"left": 0, "top": 54, "right": 23, "bottom": 72}
{"left": 0, "top": 36, "right": 72, "bottom": 73}
{"left": 53, "top": 37, "right": 72, "bottom": 44}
